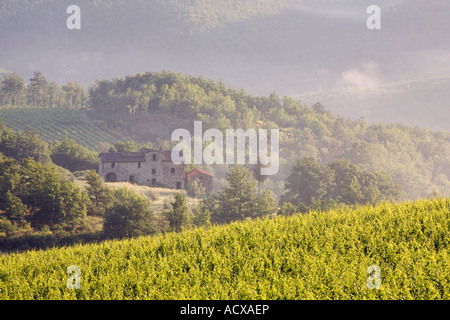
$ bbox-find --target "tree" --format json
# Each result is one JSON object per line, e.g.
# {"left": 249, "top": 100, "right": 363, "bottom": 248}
{"left": 103, "top": 187, "right": 157, "bottom": 238}
{"left": 254, "top": 190, "right": 277, "bottom": 218}
{"left": 282, "top": 157, "right": 335, "bottom": 206}
{"left": 0, "top": 154, "right": 25, "bottom": 229}
{"left": 165, "top": 193, "right": 190, "bottom": 232}
{"left": 3, "top": 190, "right": 27, "bottom": 227}
{"left": 359, "top": 171, "right": 402, "bottom": 205}
{"left": 328, "top": 158, "right": 401, "bottom": 205}
{"left": 47, "top": 81, "right": 66, "bottom": 108}
{"left": 62, "top": 81, "right": 88, "bottom": 109}
{"left": 281, "top": 157, "right": 402, "bottom": 211}
{"left": 20, "top": 158, "right": 89, "bottom": 229}
{"left": 0, "top": 126, "right": 51, "bottom": 164}
{"left": 312, "top": 102, "right": 326, "bottom": 114}
{"left": 213, "top": 165, "right": 258, "bottom": 224}
{"left": 109, "top": 140, "right": 139, "bottom": 152}
{"left": 85, "top": 170, "right": 112, "bottom": 216}
{"left": 50, "top": 138, "right": 98, "bottom": 171}
{"left": 198, "top": 193, "right": 219, "bottom": 221}
{"left": 277, "top": 202, "right": 297, "bottom": 216}
{"left": 186, "top": 178, "right": 206, "bottom": 198}
{"left": 328, "top": 159, "right": 363, "bottom": 204}
{"left": 27, "top": 71, "right": 49, "bottom": 107}
{"left": 0, "top": 155, "right": 89, "bottom": 230}
{"left": 252, "top": 162, "right": 269, "bottom": 196}
{"left": 0, "top": 153, "right": 21, "bottom": 197}
{"left": 0, "top": 72, "right": 25, "bottom": 105}
{"left": 192, "top": 207, "right": 211, "bottom": 228}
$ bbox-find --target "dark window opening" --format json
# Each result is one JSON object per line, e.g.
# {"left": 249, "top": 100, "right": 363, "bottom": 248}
{"left": 176, "top": 182, "right": 182, "bottom": 190}
{"left": 111, "top": 162, "right": 115, "bottom": 168}
{"left": 152, "top": 154, "right": 157, "bottom": 161}
{"left": 129, "top": 176, "right": 134, "bottom": 183}
{"left": 171, "top": 168, "right": 175, "bottom": 174}
{"left": 151, "top": 178, "right": 156, "bottom": 185}
{"left": 152, "top": 169, "right": 156, "bottom": 174}
{"left": 138, "top": 162, "right": 141, "bottom": 168}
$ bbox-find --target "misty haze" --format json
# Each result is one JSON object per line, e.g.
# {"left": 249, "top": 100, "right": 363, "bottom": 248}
{"left": 1, "top": 0, "right": 449, "bottom": 130}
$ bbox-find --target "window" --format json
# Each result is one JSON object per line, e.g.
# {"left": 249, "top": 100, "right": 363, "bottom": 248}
{"left": 152, "top": 169, "right": 156, "bottom": 174}
{"left": 151, "top": 178, "right": 156, "bottom": 185}
{"left": 152, "top": 154, "right": 157, "bottom": 161}
{"left": 111, "top": 162, "right": 115, "bottom": 168}
{"left": 129, "top": 176, "right": 134, "bottom": 183}
{"left": 176, "top": 182, "right": 182, "bottom": 190}
{"left": 138, "top": 162, "right": 141, "bottom": 168}
{"left": 171, "top": 168, "right": 175, "bottom": 174}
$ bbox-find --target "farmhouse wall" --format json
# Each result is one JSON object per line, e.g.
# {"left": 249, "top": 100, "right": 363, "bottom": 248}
{"left": 99, "top": 149, "right": 185, "bottom": 189}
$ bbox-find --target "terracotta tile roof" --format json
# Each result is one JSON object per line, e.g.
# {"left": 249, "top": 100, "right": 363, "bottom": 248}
{"left": 187, "top": 168, "right": 213, "bottom": 177}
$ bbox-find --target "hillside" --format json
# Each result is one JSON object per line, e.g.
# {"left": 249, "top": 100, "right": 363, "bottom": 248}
{"left": 2, "top": 1, "right": 450, "bottom": 134}
{"left": 0, "top": 197, "right": 449, "bottom": 299}
{"left": 297, "top": 76, "right": 450, "bottom": 132}
{"left": 2, "top": 69, "right": 450, "bottom": 201}
{"left": 0, "top": 107, "right": 122, "bottom": 149}
{"left": 82, "top": 71, "right": 450, "bottom": 201}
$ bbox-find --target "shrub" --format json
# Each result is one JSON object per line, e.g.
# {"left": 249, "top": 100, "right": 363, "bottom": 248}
{"left": 103, "top": 187, "right": 158, "bottom": 238}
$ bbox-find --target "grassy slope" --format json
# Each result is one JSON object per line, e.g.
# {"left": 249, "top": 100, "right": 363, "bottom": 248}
{"left": 0, "top": 197, "right": 449, "bottom": 299}
{"left": 103, "top": 182, "right": 201, "bottom": 213}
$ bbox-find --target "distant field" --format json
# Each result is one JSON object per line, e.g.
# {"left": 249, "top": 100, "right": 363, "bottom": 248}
{"left": 0, "top": 106, "right": 120, "bottom": 148}
{"left": 0, "top": 197, "right": 449, "bottom": 299}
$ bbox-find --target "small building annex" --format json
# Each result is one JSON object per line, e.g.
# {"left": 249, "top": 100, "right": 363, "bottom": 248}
{"left": 186, "top": 168, "right": 214, "bottom": 193}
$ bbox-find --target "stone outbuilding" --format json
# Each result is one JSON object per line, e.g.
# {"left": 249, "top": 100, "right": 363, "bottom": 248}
{"left": 186, "top": 168, "right": 214, "bottom": 193}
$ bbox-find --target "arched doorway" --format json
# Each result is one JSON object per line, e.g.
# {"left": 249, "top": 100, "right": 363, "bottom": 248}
{"left": 105, "top": 172, "right": 117, "bottom": 182}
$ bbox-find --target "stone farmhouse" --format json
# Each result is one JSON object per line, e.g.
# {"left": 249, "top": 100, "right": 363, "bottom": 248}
{"left": 98, "top": 147, "right": 213, "bottom": 192}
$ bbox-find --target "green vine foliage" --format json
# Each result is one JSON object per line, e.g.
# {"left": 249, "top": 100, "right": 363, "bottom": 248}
{"left": 0, "top": 197, "right": 449, "bottom": 299}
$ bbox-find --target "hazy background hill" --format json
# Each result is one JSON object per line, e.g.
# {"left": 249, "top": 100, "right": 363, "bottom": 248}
{"left": 1, "top": 0, "right": 449, "bottom": 127}
{"left": 297, "top": 76, "right": 450, "bottom": 131}
{"left": 2, "top": 1, "right": 449, "bottom": 89}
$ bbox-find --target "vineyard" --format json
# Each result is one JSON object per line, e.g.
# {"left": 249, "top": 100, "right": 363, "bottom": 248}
{"left": 0, "top": 198, "right": 449, "bottom": 300}
{"left": 0, "top": 106, "right": 120, "bottom": 148}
